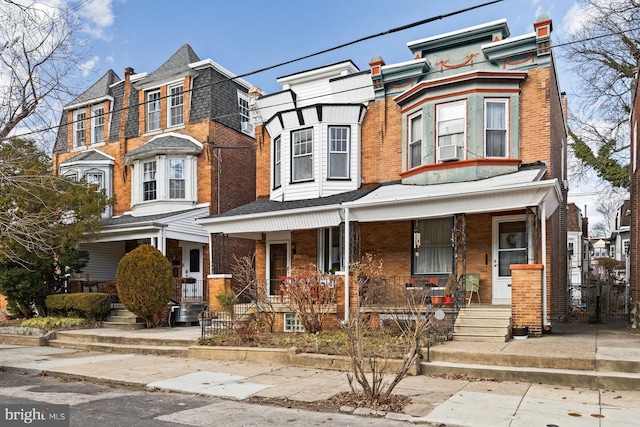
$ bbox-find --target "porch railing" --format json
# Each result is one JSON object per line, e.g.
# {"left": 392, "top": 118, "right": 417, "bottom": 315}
{"left": 172, "top": 278, "right": 208, "bottom": 303}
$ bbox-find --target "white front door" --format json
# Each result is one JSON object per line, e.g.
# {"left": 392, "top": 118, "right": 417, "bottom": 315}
{"left": 181, "top": 243, "right": 203, "bottom": 282}
{"left": 492, "top": 215, "right": 528, "bottom": 305}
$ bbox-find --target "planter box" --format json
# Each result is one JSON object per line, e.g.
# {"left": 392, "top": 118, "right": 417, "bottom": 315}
{"left": 512, "top": 326, "right": 529, "bottom": 339}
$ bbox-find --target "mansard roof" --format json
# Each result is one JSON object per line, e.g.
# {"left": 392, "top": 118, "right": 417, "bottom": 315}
{"left": 140, "top": 44, "right": 200, "bottom": 84}
{"left": 65, "top": 70, "right": 120, "bottom": 109}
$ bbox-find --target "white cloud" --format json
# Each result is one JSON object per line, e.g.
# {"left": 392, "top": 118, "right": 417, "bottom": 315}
{"left": 106, "top": 55, "right": 114, "bottom": 63}
{"left": 79, "top": 56, "right": 100, "bottom": 77}
{"left": 561, "top": 2, "right": 591, "bottom": 35}
{"left": 77, "top": 0, "right": 116, "bottom": 40}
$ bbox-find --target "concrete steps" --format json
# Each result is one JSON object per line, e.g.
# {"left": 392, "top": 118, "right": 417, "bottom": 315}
{"left": 102, "top": 308, "right": 146, "bottom": 330}
{"left": 452, "top": 306, "right": 511, "bottom": 342}
{"left": 46, "top": 330, "right": 197, "bottom": 356}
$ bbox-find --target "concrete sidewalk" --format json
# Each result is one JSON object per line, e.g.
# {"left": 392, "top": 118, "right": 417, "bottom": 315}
{"left": 2, "top": 325, "right": 640, "bottom": 426}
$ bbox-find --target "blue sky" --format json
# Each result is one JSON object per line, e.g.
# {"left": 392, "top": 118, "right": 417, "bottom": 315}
{"left": 71, "top": 0, "right": 607, "bottom": 225}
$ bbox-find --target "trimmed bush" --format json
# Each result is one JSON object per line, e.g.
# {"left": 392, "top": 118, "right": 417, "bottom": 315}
{"left": 45, "top": 293, "right": 111, "bottom": 320}
{"left": 20, "top": 317, "right": 87, "bottom": 330}
{"left": 116, "top": 245, "right": 173, "bottom": 328}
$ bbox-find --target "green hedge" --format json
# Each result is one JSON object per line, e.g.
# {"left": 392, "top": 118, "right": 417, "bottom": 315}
{"left": 46, "top": 293, "right": 111, "bottom": 320}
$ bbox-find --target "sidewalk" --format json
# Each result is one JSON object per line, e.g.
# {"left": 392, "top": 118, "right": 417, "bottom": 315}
{"left": 2, "top": 323, "right": 640, "bottom": 426}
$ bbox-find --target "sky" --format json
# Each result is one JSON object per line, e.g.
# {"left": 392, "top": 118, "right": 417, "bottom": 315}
{"left": 60, "top": 0, "right": 620, "bottom": 228}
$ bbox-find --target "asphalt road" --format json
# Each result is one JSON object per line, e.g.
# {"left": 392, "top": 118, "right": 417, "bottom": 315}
{"left": 0, "top": 371, "right": 410, "bottom": 427}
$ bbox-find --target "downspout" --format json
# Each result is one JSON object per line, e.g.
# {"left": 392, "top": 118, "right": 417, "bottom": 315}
{"left": 344, "top": 207, "right": 350, "bottom": 322}
{"left": 541, "top": 201, "right": 549, "bottom": 327}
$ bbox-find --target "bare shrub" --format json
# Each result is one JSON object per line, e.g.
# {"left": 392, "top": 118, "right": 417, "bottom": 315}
{"left": 344, "top": 253, "right": 432, "bottom": 404}
{"left": 231, "top": 253, "right": 275, "bottom": 332}
{"left": 285, "top": 269, "right": 337, "bottom": 334}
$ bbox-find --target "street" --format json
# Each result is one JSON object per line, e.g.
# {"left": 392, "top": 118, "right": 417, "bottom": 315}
{"left": 0, "top": 371, "right": 410, "bottom": 427}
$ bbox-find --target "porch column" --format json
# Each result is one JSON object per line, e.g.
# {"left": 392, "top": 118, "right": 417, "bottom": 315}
{"left": 343, "top": 207, "right": 350, "bottom": 322}
{"left": 511, "top": 264, "right": 543, "bottom": 336}
{"left": 207, "top": 274, "right": 231, "bottom": 310}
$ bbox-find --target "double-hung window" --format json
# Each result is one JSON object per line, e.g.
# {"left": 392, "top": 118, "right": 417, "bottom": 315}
{"left": 92, "top": 106, "right": 104, "bottom": 145}
{"left": 292, "top": 128, "right": 313, "bottom": 182}
{"left": 169, "top": 158, "right": 185, "bottom": 199}
{"left": 168, "top": 85, "right": 184, "bottom": 127}
{"left": 74, "top": 111, "right": 86, "bottom": 147}
{"left": 273, "top": 136, "right": 281, "bottom": 188}
{"left": 485, "top": 99, "right": 508, "bottom": 157}
{"left": 408, "top": 114, "right": 422, "bottom": 169}
{"left": 238, "top": 92, "right": 252, "bottom": 134}
{"left": 328, "top": 126, "right": 349, "bottom": 179}
{"left": 413, "top": 217, "right": 453, "bottom": 275}
{"left": 436, "top": 101, "right": 465, "bottom": 159}
{"left": 85, "top": 172, "right": 103, "bottom": 191}
{"left": 143, "top": 160, "right": 157, "bottom": 201}
{"left": 146, "top": 90, "right": 161, "bottom": 132}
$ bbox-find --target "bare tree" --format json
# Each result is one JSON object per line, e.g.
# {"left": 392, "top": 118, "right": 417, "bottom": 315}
{"left": 562, "top": 0, "right": 639, "bottom": 190}
{"left": 285, "top": 268, "right": 337, "bottom": 334}
{"left": 343, "top": 253, "right": 432, "bottom": 405}
{"left": 231, "top": 253, "right": 276, "bottom": 332}
{"left": 0, "top": 0, "right": 85, "bottom": 142}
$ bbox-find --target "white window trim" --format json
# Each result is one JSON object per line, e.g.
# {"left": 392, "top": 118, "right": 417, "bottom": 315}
{"left": 91, "top": 106, "right": 105, "bottom": 145}
{"left": 143, "top": 160, "right": 157, "bottom": 201}
{"left": 408, "top": 112, "right": 422, "bottom": 169}
{"left": 238, "top": 91, "right": 253, "bottom": 135}
{"left": 328, "top": 125, "right": 350, "bottom": 179}
{"left": 168, "top": 84, "right": 184, "bottom": 128}
{"left": 168, "top": 157, "right": 186, "bottom": 199}
{"left": 73, "top": 110, "right": 86, "bottom": 148}
{"left": 436, "top": 100, "right": 466, "bottom": 161}
{"left": 146, "top": 90, "right": 161, "bottom": 132}
{"left": 291, "top": 128, "right": 314, "bottom": 183}
{"left": 273, "top": 136, "right": 282, "bottom": 189}
{"left": 484, "top": 98, "right": 509, "bottom": 158}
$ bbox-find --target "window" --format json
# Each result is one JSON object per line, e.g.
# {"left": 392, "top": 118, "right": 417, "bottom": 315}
{"left": 91, "top": 107, "right": 104, "bottom": 145}
{"left": 408, "top": 114, "right": 422, "bottom": 169}
{"left": 143, "top": 160, "right": 157, "bottom": 201}
{"left": 85, "top": 172, "right": 103, "bottom": 190}
{"left": 610, "top": 245, "right": 615, "bottom": 258}
{"left": 436, "top": 101, "right": 465, "bottom": 153}
{"left": 498, "top": 222, "right": 527, "bottom": 276}
{"left": 146, "top": 90, "right": 161, "bottom": 131}
{"left": 413, "top": 217, "right": 453, "bottom": 275}
{"left": 328, "top": 126, "right": 349, "bottom": 179}
{"left": 318, "top": 227, "right": 343, "bottom": 273}
{"left": 189, "top": 248, "right": 200, "bottom": 273}
{"left": 273, "top": 136, "right": 281, "bottom": 188}
{"left": 238, "top": 92, "right": 252, "bottom": 133}
{"left": 292, "top": 128, "right": 313, "bottom": 182}
{"left": 169, "top": 158, "right": 185, "bottom": 199}
{"left": 624, "top": 240, "right": 630, "bottom": 255}
{"left": 168, "top": 85, "right": 184, "bottom": 127}
{"left": 73, "top": 111, "right": 86, "bottom": 147}
{"left": 284, "top": 313, "right": 304, "bottom": 332}
{"left": 485, "top": 99, "right": 508, "bottom": 157}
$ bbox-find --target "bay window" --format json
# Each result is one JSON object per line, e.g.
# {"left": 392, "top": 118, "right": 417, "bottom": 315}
{"left": 485, "top": 99, "right": 508, "bottom": 157}
{"left": 436, "top": 101, "right": 465, "bottom": 160}
{"left": 328, "top": 126, "right": 349, "bottom": 179}
{"left": 408, "top": 114, "right": 422, "bottom": 168}
{"left": 169, "top": 158, "right": 185, "bottom": 199}
{"left": 292, "top": 128, "right": 313, "bottom": 182}
{"left": 273, "top": 136, "right": 281, "bottom": 188}
{"left": 143, "top": 160, "right": 157, "bottom": 201}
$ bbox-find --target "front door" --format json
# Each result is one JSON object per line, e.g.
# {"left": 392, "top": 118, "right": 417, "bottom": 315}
{"left": 181, "top": 243, "right": 203, "bottom": 301}
{"left": 269, "top": 243, "right": 288, "bottom": 296}
{"left": 492, "top": 216, "right": 527, "bottom": 305}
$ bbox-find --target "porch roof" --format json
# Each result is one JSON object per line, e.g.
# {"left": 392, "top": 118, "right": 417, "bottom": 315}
{"left": 196, "top": 166, "right": 562, "bottom": 239}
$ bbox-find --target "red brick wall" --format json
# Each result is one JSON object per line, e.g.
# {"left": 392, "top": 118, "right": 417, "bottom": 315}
{"left": 630, "top": 79, "right": 640, "bottom": 302}
{"left": 511, "top": 264, "right": 543, "bottom": 336}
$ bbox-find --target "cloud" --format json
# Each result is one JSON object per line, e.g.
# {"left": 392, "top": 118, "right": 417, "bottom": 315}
{"left": 561, "top": 2, "right": 590, "bottom": 35}
{"left": 79, "top": 56, "right": 100, "bottom": 77}
{"left": 77, "top": 0, "right": 116, "bottom": 40}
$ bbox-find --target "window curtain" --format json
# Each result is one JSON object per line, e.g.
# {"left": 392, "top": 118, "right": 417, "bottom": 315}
{"left": 414, "top": 217, "right": 453, "bottom": 274}
{"left": 486, "top": 102, "right": 506, "bottom": 157}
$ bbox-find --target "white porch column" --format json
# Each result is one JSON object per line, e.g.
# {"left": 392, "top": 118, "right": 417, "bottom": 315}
{"left": 344, "top": 207, "right": 350, "bottom": 322}
{"left": 541, "top": 201, "right": 549, "bottom": 327}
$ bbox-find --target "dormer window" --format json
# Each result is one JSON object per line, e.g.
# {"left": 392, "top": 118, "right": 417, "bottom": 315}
{"left": 292, "top": 128, "right": 313, "bottom": 182}
{"left": 92, "top": 106, "right": 104, "bottom": 145}
{"left": 328, "top": 126, "right": 349, "bottom": 179}
{"left": 146, "top": 90, "right": 161, "bottom": 132}
{"left": 73, "top": 110, "right": 86, "bottom": 147}
{"left": 143, "top": 160, "right": 157, "bottom": 201}
{"left": 408, "top": 114, "right": 422, "bottom": 169}
{"left": 436, "top": 101, "right": 466, "bottom": 161}
{"left": 485, "top": 99, "right": 508, "bottom": 157}
{"left": 168, "top": 84, "right": 184, "bottom": 127}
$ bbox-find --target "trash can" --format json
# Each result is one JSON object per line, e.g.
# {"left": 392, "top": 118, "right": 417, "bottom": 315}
{"left": 174, "top": 302, "right": 206, "bottom": 326}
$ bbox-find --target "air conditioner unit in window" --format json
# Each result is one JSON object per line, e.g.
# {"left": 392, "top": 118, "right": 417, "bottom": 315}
{"left": 241, "top": 121, "right": 254, "bottom": 134}
{"left": 438, "top": 144, "right": 460, "bottom": 162}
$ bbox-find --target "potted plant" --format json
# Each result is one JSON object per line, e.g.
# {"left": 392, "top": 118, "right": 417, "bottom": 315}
{"left": 512, "top": 325, "right": 529, "bottom": 339}
{"left": 443, "top": 274, "right": 455, "bottom": 306}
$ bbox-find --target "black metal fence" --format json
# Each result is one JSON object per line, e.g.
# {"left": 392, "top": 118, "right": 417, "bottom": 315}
{"left": 571, "top": 278, "right": 629, "bottom": 324}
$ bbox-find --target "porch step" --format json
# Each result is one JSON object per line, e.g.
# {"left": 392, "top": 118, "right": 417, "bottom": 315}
{"left": 103, "top": 308, "right": 146, "bottom": 330}
{"left": 452, "top": 306, "right": 511, "bottom": 342}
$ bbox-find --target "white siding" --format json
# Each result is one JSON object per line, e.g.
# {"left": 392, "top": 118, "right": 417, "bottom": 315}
{"left": 78, "top": 241, "right": 125, "bottom": 281}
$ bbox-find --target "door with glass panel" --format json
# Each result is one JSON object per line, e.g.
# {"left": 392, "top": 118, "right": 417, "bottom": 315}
{"left": 492, "top": 216, "right": 527, "bottom": 305}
